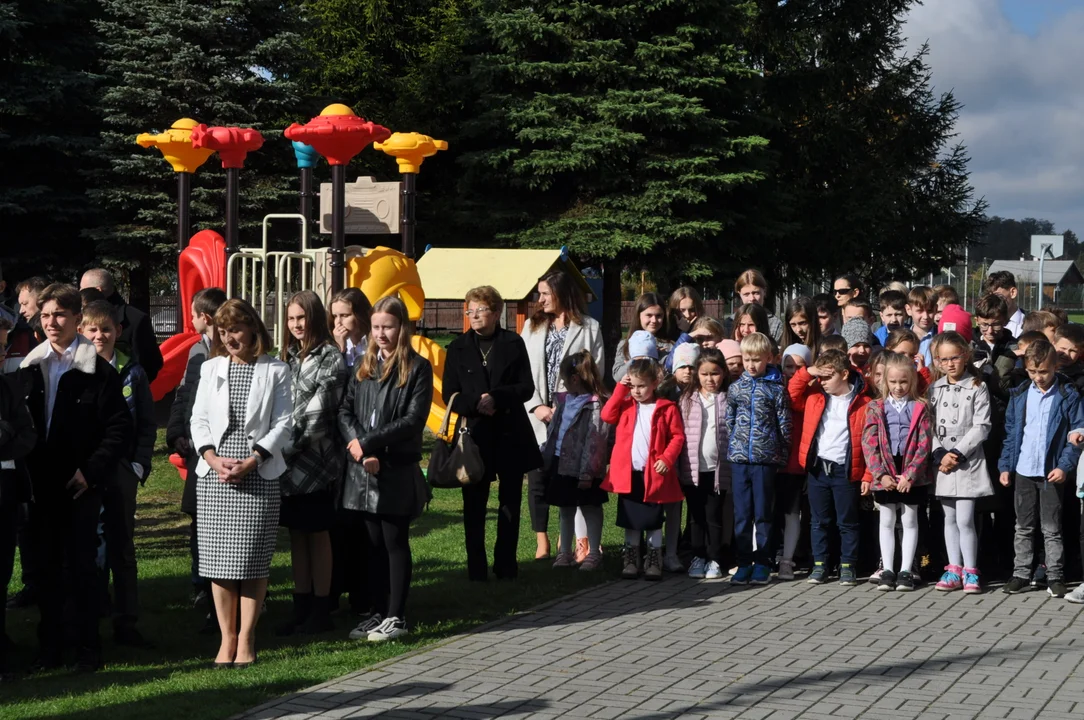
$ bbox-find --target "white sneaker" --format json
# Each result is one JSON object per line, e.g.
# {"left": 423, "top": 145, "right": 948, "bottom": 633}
{"left": 348, "top": 613, "right": 383, "bottom": 640}
{"left": 705, "top": 561, "right": 723, "bottom": 580}
{"left": 663, "top": 554, "right": 685, "bottom": 573}
{"left": 1067, "top": 585, "right": 1084, "bottom": 604}
{"left": 367, "top": 616, "right": 408, "bottom": 642}
{"left": 688, "top": 557, "right": 707, "bottom": 579}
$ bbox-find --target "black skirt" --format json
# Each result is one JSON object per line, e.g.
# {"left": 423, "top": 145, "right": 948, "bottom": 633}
{"left": 617, "top": 470, "right": 666, "bottom": 531}
{"left": 544, "top": 462, "right": 608, "bottom": 508}
{"left": 873, "top": 454, "right": 929, "bottom": 506}
{"left": 279, "top": 487, "right": 336, "bottom": 532}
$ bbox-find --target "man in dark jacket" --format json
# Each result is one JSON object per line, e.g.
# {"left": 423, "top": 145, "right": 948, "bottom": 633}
{"left": 17, "top": 283, "right": 131, "bottom": 672}
{"left": 165, "top": 287, "right": 225, "bottom": 631}
{"left": 0, "top": 370, "right": 35, "bottom": 677}
{"left": 79, "top": 268, "right": 163, "bottom": 382}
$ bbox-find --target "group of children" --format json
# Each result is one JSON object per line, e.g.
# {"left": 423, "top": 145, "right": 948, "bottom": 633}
{"left": 539, "top": 269, "right": 1084, "bottom": 600}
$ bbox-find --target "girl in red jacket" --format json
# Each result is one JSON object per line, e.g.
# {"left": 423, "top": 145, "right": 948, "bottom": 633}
{"left": 602, "top": 359, "right": 685, "bottom": 581}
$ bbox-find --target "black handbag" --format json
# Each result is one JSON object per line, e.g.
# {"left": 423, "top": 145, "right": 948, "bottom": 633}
{"left": 428, "top": 393, "right": 486, "bottom": 489}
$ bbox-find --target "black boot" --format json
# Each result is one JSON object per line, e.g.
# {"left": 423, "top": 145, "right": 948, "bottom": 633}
{"left": 297, "top": 594, "right": 334, "bottom": 634}
{"left": 275, "top": 592, "right": 312, "bottom": 637}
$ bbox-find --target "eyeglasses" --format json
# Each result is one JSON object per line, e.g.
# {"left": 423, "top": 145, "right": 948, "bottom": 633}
{"left": 937, "top": 355, "right": 964, "bottom": 364}
{"left": 976, "top": 322, "right": 1004, "bottom": 331}
{"left": 464, "top": 307, "right": 492, "bottom": 318}
{"left": 833, "top": 288, "right": 853, "bottom": 295}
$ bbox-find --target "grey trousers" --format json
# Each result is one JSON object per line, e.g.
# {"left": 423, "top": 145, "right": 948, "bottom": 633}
{"left": 1013, "top": 475, "right": 1064, "bottom": 580}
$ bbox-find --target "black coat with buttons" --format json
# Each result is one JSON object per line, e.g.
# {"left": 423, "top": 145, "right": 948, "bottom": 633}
{"left": 442, "top": 328, "right": 543, "bottom": 477}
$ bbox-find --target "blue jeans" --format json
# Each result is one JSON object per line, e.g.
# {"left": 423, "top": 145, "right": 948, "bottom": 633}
{"left": 732, "top": 464, "right": 776, "bottom": 565}
{"left": 808, "top": 460, "right": 860, "bottom": 565}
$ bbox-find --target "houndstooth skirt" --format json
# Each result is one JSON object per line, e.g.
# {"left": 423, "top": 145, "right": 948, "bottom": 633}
{"left": 197, "top": 362, "right": 280, "bottom": 580}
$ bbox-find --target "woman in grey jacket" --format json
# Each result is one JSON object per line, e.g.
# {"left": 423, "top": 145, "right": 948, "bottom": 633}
{"left": 277, "top": 291, "right": 348, "bottom": 636}
{"left": 337, "top": 296, "right": 432, "bottom": 642}
{"left": 521, "top": 271, "right": 604, "bottom": 559}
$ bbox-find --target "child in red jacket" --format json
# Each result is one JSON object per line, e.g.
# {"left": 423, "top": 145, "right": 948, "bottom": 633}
{"left": 602, "top": 358, "right": 685, "bottom": 581}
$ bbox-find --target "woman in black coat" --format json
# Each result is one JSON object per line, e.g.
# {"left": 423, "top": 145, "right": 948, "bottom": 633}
{"left": 442, "top": 286, "right": 542, "bottom": 581}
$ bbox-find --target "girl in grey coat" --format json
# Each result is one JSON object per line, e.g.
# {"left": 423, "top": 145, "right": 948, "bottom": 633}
{"left": 929, "top": 332, "right": 992, "bottom": 594}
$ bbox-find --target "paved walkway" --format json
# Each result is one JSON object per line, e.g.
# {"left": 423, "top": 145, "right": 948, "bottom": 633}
{"left": 237, "top": 576, "right": 1084, "bottom": 720}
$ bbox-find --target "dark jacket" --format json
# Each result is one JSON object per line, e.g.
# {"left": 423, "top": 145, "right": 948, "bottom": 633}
{"left": 0, "top": 373, "right": 35, "bottom": 505}
{"left": 107, "top": 291, "right": 164, "bottom": 383}
{"left": 115, "top": 349, "right": 156, "bottom": 482}
{"left": 337, "top": 350, "right": 432, "bottom": 517}
{"left": 442, "top": 329, "right": 542, "bottom": 476}
{"left": 998, "top": 376, "right": 1084, "bottom": 476}
{"left": 17, "top": 336, "right": 132, "bottom": 503}
{"left": 166, "top": 336, "right": 210, "bottom": 514}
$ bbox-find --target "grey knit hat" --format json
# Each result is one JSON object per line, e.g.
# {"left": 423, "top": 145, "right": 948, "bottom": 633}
{"left": 841, "top": 318, "right": 873, "bottom": 349}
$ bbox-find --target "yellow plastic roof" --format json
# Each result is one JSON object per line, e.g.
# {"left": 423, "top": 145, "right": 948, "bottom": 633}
{"left": 415, "top": 248, "right": 591, "bottom": 301}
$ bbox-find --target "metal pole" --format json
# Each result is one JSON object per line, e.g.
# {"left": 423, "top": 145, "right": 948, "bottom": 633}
{"left": 225, "top": 167, "right": 240, "bottom": 256}
{"left": 331, "top": 164, "right": 346, "bottom": 294}
{"left": 1038, "top": 244, "right": 1050, "bottom": 310}
{"left": 401, "top": 173, "right": 417, "bottom": 259}
{"left": 963, "top": 245, "right": 969, "bottom": 309}
{"left": 299, "top": 167, "right": 314, "bottom": 233}
{"left": 177, "top": 172, "right": 192, "bottom": 252}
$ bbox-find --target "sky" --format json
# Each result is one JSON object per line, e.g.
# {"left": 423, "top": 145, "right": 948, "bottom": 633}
{"left": 903, "top": 0, "right": 1084, "bottom": 236}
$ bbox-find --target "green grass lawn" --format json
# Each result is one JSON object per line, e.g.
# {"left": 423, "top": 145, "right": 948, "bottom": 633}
{"left": 2, "top": 432, "right": 623, "bottom": 720}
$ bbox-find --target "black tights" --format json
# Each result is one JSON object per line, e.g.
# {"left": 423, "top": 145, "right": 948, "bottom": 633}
{"left": 362, "top": 513, "right": 412, "bottom": 620}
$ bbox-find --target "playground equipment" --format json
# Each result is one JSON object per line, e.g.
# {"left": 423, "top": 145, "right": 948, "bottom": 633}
{"left": 140, "top": 104, "right": 454, "bottom": 455}
{"left": 285, "top": 105, "right": 391, "bottom": 294}
{"left": 416, "top": 247, "right": 592, "bottom": 333}
{"left": 135, "top": 118, "right": 215, "bottom": 251}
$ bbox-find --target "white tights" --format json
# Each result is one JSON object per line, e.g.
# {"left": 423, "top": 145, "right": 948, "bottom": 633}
{"left": 942, "top": 498, "right": 978, "bottom": 569}
{"left": 879, "top": 503, "right": 919, "bottom": 573}
{"left": 561, "top": 506, "right": 602, "bottom": 556}
{"left": 782, "top": 512, "right": 800, "bottom": 562}
{"left": 625, "top": 527, "right": 663, "bottom": 549}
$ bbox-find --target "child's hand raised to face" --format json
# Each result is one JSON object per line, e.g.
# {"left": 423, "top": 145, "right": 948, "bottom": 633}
{"left": 620, "top": 373, "right": 632, "bottom": 387}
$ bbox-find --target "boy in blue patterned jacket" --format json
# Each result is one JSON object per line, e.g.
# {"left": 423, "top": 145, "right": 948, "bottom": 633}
{"left": 725, "top": 332, "right": 791, "bottom": 585}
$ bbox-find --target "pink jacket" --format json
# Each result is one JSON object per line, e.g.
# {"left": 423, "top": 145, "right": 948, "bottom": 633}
{"left": 678, "top": 391, "right": 731, "bottom": 492}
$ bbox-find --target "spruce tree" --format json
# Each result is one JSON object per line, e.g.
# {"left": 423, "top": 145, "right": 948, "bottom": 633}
{"left": 0, "top": 0, "right": 101, "bottom": 278}
{"left": 90, "top": 0, "right": 308, "bottom": 308}
{"left": 741, "top": 0, "right": 987, "bottom": 290}
{"left": 461, "top": 0, "right": 769, "bottom": 348}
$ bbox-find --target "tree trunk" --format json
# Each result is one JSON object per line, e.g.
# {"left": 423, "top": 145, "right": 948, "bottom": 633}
{"left": 128, "top": 253, "right": 151, "bottom": 314}
{"left": 601, "top": 259, "right": 623, "bottom": 388}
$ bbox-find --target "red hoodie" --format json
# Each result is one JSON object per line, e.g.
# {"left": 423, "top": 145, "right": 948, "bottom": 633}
{"left": 600, "top": 384, "right": 685, "bottom": 504}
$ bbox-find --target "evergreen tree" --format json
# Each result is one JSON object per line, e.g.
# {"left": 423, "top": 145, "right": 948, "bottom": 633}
{"left": 298, "top": 0, "right": 471, "bottom": 249}
{"left": 460, "top": 0, "right": 768, "bottom": 350}
{"left": 90, "top": 0, "right": 309, "bottom": 308}
{"left": 741, "top": 0, "right": 987, "bottom": 291}
{"left": 0, "top": 0, "right": 101, "bottom": 279}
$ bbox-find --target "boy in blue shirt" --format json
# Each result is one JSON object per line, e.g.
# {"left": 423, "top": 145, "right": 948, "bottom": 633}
{"left": 999, "top": 339, "right": 1084, "bottom": 599}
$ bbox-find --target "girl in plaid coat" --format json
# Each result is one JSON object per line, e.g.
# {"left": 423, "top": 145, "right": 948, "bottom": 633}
{"left": 541, "top": 351, "right": 610, "bottom": 571}
{"left": 861, "top": 352, "right": 932, "bottom": 592}
{"left": 278, "top": 291, "right": 348, "bottom": 635}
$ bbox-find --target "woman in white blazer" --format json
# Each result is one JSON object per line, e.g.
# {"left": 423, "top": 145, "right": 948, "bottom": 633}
{"left": 521, "top": 271, "right": 605, "bottom": 559}
{"left": 190, "top": 299, "right": 292, "bottom": 668}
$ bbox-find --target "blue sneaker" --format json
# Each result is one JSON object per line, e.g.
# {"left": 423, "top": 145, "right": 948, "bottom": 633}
{"left": 807, "top": 562, "right": 827, "bottom": 584}
{"left": 839, "top": 564, "right": 858, "bottom": 586}
{"left": 750, "top": 564, "right": 772, "bottom": 585}
{"left": 732, "top": 565, "right": 753, "bottom": 585}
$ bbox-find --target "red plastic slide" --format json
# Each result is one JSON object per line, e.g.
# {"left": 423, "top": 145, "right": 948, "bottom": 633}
{"left": 149, "top": 230, "right": 227, "bottom": 402}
